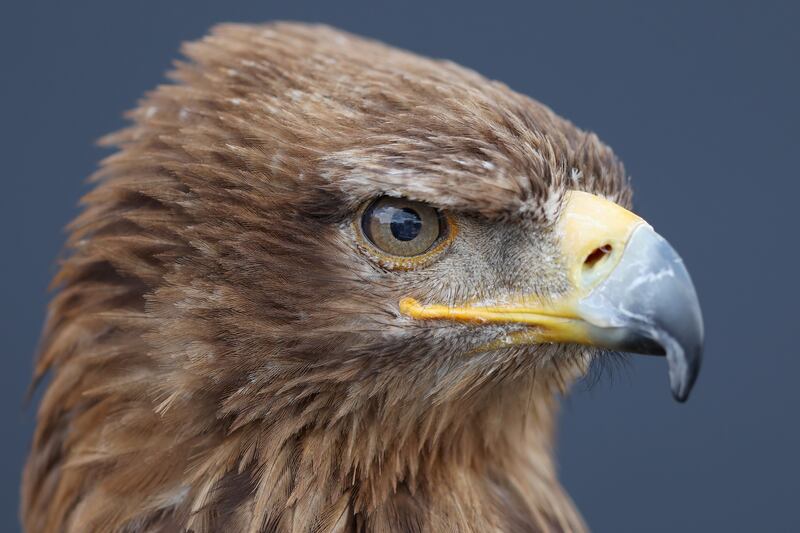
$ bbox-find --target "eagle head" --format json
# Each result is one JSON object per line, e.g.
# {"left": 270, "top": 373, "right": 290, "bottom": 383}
{"left": 23, "top": 22, "right": 703, "bottom": 533}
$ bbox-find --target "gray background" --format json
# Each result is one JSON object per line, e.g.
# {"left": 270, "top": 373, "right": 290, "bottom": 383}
{"left": 2, "top": 1, "right": 797, "bottom": 531}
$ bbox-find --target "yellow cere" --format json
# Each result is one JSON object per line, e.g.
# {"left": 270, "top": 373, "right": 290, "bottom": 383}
{"left": 558, "top": 190, "right": 646, "bottom": 291}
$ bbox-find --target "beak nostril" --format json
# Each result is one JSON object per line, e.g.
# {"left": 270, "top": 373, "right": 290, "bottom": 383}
{"left": 584, "top": 244, "right": 612, "bottom": 268}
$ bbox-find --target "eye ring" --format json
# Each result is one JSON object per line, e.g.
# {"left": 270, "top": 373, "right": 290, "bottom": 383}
{"left": 354, "top": 197, "right": 457, "bottom": 270}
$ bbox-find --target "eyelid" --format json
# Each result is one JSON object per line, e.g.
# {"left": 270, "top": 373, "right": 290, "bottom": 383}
{"left": 353, "top": 198, "right": 458, "bottom": 271}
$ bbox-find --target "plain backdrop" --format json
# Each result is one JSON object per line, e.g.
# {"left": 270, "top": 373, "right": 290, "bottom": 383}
{"left": 2, "top": 1, "right": 798, "bottom": 531}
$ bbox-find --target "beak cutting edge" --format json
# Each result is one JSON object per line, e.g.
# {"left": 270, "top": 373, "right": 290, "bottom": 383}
{"left": 399, "top": 191, "right": 704, "bottom": 402}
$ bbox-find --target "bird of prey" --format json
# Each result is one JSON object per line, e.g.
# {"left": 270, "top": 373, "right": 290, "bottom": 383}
{"left": 22, "top": 22, "right": 703, "bottom": 533}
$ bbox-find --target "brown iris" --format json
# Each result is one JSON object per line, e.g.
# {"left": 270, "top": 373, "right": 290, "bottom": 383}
{"left": 361, "top": 197, "right": 444, "bottom": 257}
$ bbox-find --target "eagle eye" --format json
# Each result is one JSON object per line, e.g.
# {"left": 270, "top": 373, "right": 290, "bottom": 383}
{"left": 356, "top": 197, "right": 454, "bottom": 269}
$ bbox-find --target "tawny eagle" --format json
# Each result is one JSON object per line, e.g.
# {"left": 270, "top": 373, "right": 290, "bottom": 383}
{"left": 22, "top": 22, "right": 703, "bottom": 533}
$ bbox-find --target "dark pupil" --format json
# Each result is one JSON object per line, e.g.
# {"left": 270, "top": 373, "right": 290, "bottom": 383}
{"left": 390, "top": 208, "right": 422, "bottom": 241}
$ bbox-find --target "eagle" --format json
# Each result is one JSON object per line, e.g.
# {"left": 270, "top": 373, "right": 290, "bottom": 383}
{"left": 22, "top": 22, "right": 703, "bottom": 533}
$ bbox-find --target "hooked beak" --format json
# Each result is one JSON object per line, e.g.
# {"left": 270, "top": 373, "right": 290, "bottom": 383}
{"left": 400, "top": 191, "right": 704, "bottom": 402}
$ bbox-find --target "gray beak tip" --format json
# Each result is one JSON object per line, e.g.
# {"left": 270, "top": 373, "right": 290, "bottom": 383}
{"left": 671, "top": 378, "right": 691, "bottom": 403}
{"left": 667, "top": 341, "right": 703, "bottom": 403}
